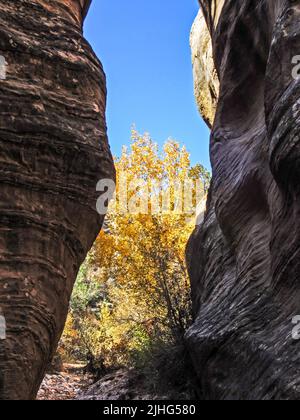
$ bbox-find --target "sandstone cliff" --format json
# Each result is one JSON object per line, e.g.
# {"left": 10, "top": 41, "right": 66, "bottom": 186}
{"left": 187, "top": 0, "right": 300, "bottom": 400}
{"left": 190, "top": 9, "right": 219, "bottom": 128}
{"left": 0, "top": 0, "right": 115, "bottom": 399}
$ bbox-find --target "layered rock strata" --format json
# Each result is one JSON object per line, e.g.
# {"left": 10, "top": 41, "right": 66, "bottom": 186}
{"left": 0, "top": 0, "right": 114, "bottom": 399}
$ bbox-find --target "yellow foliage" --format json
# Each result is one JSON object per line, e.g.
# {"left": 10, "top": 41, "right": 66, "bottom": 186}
{"left": 61, "top": 129, "right": 208, "bottom": 369}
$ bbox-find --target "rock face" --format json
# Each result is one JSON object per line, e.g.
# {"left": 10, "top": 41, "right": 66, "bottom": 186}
{"left": 0, "top": 0, "right": 114, "bottom": 399}
{"left": 77, "top": 369, "right": 166, "bottom": 401}
{"left": 190, "top": 9, "right": 219, "bottom": 128}
{"left": 187, "top": 0, "right": 300, "bottom": 400}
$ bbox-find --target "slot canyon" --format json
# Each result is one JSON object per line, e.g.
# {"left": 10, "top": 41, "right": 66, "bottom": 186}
{"left": 0, "top": 0, "right": 299, "bottom": 400}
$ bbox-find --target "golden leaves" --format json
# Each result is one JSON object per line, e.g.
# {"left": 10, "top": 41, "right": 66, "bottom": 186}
{"left": 62, "top": 129, "right": 209, "bottom": 368}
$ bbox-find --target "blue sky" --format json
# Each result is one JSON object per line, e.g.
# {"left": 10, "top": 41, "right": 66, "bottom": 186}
{"left": 84, "top": 0, "right": 210, "bottom": 169}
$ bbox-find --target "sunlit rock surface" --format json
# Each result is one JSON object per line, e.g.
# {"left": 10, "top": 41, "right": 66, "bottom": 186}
{"left": 190, "top": 9, "right": 219, "bottom": 128}
{"left": 187, "top": 0, "right": 300, "bottom": 400}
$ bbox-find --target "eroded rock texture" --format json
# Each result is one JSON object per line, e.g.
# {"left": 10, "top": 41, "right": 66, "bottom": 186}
{"left": 190, "top": 9, "right": 219, "bottom": 128}
{"left": 187, "top": 0, "right": 300, "bottom": 400}
{"left": 0, "top": 0, "right": 114, "bottom": 399}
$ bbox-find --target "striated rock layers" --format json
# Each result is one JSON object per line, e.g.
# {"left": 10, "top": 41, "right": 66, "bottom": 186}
{"left": 0, "top": 0, "right": 115, "bottom": 399}
{"left": 187, "top": 0, "right": 300, "bottom": 400}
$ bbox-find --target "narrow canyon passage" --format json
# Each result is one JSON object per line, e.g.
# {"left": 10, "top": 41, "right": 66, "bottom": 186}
{"left": 0, "top": 0, "right": 299, "bottom": 401}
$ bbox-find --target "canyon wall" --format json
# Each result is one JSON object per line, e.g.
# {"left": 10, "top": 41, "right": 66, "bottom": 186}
{"left": 0, "top": 0, "right": 115, "bottom": 399}
{"left": 187, "top": 0, "right": 300, "bottom": 400}
{"left": 190, "top": 9, "right": 218, "bottom": 128}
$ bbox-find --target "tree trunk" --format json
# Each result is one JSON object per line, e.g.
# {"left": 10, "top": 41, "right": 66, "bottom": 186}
{"left": 0, "top": 0, "right": 115, "bottom": 399}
